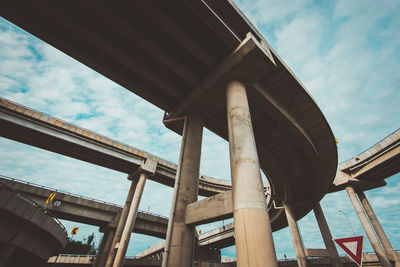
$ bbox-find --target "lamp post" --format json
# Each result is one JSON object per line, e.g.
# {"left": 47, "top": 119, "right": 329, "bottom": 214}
{"left": 338, "top": 209, "right": 356, "bottom": 236}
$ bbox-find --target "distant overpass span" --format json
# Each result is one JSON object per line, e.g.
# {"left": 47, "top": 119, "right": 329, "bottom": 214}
{"left": 332, "top": 129, "right": 400, "bottom": 192}
{"left": 0, "top": 175, "right": 168, "bottom": 239}
{"left": 0, "top": 97, "right": 231, "bottom": 197}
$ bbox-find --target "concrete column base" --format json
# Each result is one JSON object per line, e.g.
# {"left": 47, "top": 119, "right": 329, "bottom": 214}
{"left": 226, "top": 80, "right": 277, "bottom": 267}
{"left": 346, "top": 186, "right": 392, "bottom": 267}
{"left": 285, "top": 204, "right": 307, "bottom": 267}
{"left": 163, "top": 116, "right": 203, "bottom": 267}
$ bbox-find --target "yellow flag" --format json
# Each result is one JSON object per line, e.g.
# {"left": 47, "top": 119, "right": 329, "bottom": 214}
{"left": 46, "top": 193, "right": 56, "bottom": 204}
{"left": 70, "top": 227, "right": 79, "bottom": 235}
{"left": 335, "top": 137, "right": 339, "bottom": 144}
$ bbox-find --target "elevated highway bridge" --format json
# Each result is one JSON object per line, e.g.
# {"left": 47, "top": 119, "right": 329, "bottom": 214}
{"left": 0, "top": 98, "right": 399, "bottom": 266}
{"left": 0, "top": 1, "right": 395, "bottom": 266}
{"left": 0, "top": 175, "right": 168, "bottom": 239}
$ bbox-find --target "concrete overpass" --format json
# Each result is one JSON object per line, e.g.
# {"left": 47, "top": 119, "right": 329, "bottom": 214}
{"left": 0, "top": 175, "right": 168, "bottom": 239}
{"left": 332, "top": 129, "right": 400, "bottom": 192}
{"left": 1, "top": 1, "right": 337, "bottom": 265}
{"left": 138, "top": 129, "right": 400, "bottom": 266}
{"left": 0, "top": 98, "right": 230, "bottom": 197}
{"left": 0, "top": 181, "right": 68, "bottom": 266}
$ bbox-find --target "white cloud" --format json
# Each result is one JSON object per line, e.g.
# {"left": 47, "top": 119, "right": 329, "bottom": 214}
{"left": 1, "top": 0, "right": 400, "bottom": 258}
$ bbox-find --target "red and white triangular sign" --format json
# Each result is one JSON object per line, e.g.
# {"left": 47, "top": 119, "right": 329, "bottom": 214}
{"left": 333, "top": 235, "right": 364, "bottom": 266}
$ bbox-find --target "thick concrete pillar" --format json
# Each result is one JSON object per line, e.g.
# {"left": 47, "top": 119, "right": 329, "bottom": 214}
{"left": 113, "top": 172, "right": 148, "bottom": 267}
{"left": 226, "top": 80, "right": 278, "bottom": 267}
{"left": 162, "top": 116, "right": 203, "bottom": 267}
{"left": 357, "top": 191, "right": 400, "bottom": 266}
{"left": 313, "top": 203, "right": 342, "bottom": 267}
{"left": 94, "top": 227, "right": 116, "bottom": 267}
{"left": 284, "top": 204, "right": 308, "bottom": 267}
{"left": 345, "top": 186, "right": 392, "bottom": 267}
{"left": 104, "top": 178, "right": 138, "bottom": 267}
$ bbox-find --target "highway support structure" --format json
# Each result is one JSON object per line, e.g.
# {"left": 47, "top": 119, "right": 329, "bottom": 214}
{"left": 284, "top": 204, "right": 307, "bottom": 267}
{"left": 313, "top": 203, "right": 342, "bottom": 267}
{"left": 346, "top": 186, "right": 399, "bottom": 267}
{"left": 162, "top": 81, "right": 280, "bottom": 267}
{"left": 226, "top": 80, "right": 278, "bottom": 267}
{"left": 95, "top": 159, "right": 157, "bottom": 267}
{"left": 283, "top": 202, "right": 343, "bottom": 267}
{"left": 162, "top": 115, "right": 204, "bottom": 267}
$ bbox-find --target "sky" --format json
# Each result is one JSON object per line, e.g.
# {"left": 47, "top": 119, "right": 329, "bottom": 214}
{"left": 0, "top": 0, "right": 399, "bottom": 260}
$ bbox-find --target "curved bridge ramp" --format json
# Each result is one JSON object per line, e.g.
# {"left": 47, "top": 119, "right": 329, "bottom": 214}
{"left": 0, "top": 1, "right": 338, "bottom": 230}
{"left": 0, "top": 183, "right": 68, "bottom": 267}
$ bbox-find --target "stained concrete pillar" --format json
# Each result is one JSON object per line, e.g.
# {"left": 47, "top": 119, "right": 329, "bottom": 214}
{"left": 284, "top": 204, "right": 308, "bottom": 267}
{"left": 226, "top": 80, "right": 277, "bottom": 267}
{"left": 113, "top": 172, "right": 148, "bottom": 267}
{"left": 94, "top": 226, "right": 116, "bottom": 267}
{"left": 345, "top": 186, "right": 392, "bottom": 267}
{"left": 162, "top": 116, "right": 203, "bottom": 267}
{"left": 357, "top": 190, "right": 400, "bottom": 266}
{"left": 104, "top": 178, "right": 138, "bottom": 267}
{"left": 313, "top": 203, "right": 342, "bottom": 267}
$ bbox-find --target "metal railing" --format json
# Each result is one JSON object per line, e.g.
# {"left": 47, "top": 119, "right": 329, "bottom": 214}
{"left": 0, "top": 174, "right": 168, "bottom": 220}
{"left": 0, "top": 178, "right": 68, "bottom": 235}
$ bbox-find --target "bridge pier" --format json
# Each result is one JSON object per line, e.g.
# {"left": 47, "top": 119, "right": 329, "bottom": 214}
{"left": 226, "top": 80, "right": 278, "bottom": 267}
{"left": 357, "top": 191, "right": 400, "bottom": 266}
{"left": 105, "top": 178, "right": 139, "bottom": 267}
{"left": 313, "top": 202, "right": 342, "bottom": 267}
{"left": 284, "top": 204, "right": 308, "bottom": 267}
{"left": 113, "top": 171, "right": 149, "bottom": 267}
{"left": 162, "top": 116, "right": 203, "bottom": 267}
{"left": 94, "top": 226, "right": 116, "bottom": 267}
{"left": 345, "top": 186, "right": 392, "bottom": 267}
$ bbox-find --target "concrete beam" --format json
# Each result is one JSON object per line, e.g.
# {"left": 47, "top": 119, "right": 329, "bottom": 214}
{"left": 304, "top": 249, "right": 330, "bottom": 257}
{"left": 0, "top": 97, "right": 231, "bottom": 197}
{"left": 185, "top": 190, "right": 233, "bottom": 225}
{"left": 164, "top": 33, "right": 275, "bottom": 132}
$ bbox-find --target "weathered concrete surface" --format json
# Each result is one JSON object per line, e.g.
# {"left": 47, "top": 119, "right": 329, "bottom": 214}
{"left": 0, "top": 186, "right": 68, "bottom": 266}
{"left": 312, "top": 203, "right": 342, "bottom": 267}
{"left": 0, "top": 175, "right": 168, "bottom": 238}
{"left": 331, "top": 129, "right": 400, "bottom": 192}
{"left": 163, "top": 116, "right": 203, "bottom": 267}
{"left": 0, "top": 97, "right": 231, "bottom": 197}
{"left": 226, "top": 80, "right": 277, "bottom": 267}
{"left": 346, "top": 186, "right": 391, "bottom": 267}
{"left": 185, "top": 190, "right": 233, "bottom": 225}
{"left": 0, "top": 0, "right": 338, "bottom": 231}
{"left": 284, "top": 204, "right": 307, "bottom": 267}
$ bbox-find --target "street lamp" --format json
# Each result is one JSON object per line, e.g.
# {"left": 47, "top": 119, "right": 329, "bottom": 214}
{"left": 338, "top": 209, "right": 356, "bottom": 236}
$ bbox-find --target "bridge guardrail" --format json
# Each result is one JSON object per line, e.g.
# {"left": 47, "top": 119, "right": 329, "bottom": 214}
{"left": 0, "top": 174, "right": 168, "bottom": 220}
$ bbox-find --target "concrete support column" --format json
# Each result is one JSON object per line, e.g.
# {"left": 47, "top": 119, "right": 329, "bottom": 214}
{"left": 226, "top": 80, "right": 277, "bottom": 267}
{"left": 162, "top": 116, "right": 203, "bottom": 267}
{"left": 313, "top": 203, "right": 342, "bottom": 267}
{"left": 357, "top": 190, "right": 400, "bottom": 266}
{"left": 93, "top": 227, "right": 110, "bottom": 267}
{"left": 94, "top": 227, "right": 116, "bottom": 267}
{"left": 345, "top": 186, "right": 392, "bottom": 267}
{"left": 285, "top": 204, "right": 308, "bottom": 267}
{"left": 113, "top": 172, "right": 148, "bottom": 267}
{"left": 104, "top": 178, "right": 138, "bottom": 267}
